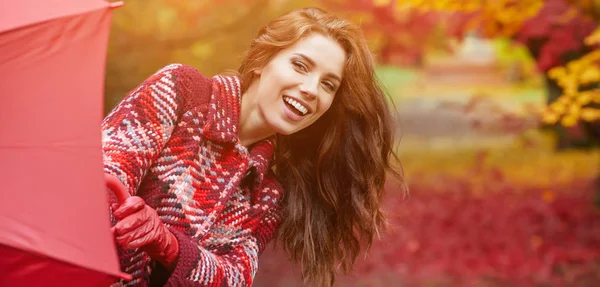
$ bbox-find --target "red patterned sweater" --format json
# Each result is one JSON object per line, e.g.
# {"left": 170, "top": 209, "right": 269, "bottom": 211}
{"left": 102, "top": 64, "right": 283, "bottom": 286}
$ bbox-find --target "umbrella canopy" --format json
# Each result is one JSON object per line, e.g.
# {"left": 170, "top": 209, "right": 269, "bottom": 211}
{"left": 0, "top": 0, "right": 130, "bottom": 285}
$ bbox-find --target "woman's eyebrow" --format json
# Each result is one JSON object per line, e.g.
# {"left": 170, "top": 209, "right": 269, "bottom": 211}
{"left": 293, "top": 53, "right": 315, "bottom": 66}
{"left": 293, "top": 53, "right": 342, "bottom": 82}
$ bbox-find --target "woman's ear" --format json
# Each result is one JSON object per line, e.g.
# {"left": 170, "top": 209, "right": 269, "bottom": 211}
{"left": 253, "top": 68, "right": 262, "bottom": 76}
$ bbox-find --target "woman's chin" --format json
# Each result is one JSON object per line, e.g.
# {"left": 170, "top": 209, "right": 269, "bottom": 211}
{"left": 266, "top": 118, "right": 299, "bottom": 136}
{"left": 272, "top": 124, "right": 296, "bottom": 136}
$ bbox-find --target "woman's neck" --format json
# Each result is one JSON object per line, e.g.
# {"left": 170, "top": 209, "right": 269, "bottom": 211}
{"left": 239, "top": 83, "right": 275, "bottom": 147}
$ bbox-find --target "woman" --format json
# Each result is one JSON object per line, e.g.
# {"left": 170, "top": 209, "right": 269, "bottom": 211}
{"left": 104, "top": 7, "right": 403, "bottom": 287}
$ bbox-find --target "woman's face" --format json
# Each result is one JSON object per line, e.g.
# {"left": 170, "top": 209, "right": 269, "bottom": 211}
{"left": 253, "top": 33, "right": 346, "bottom": 135}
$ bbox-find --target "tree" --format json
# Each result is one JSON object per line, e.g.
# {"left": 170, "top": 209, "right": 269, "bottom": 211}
{"left": 386, "top": 0, "right": 600, "bottom": 148}
{"left": 318, "top": 0, "right": 455, "bottom": 66}
{"left": 105, "top": 0, "right": 310, "bottom": 114}
{"left": 541, "top": 31, "right": 600, "bottom": 137}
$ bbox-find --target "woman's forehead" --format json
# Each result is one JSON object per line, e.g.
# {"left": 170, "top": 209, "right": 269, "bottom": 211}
{"left": 282, "top": 34, "right": 346, "bottom": 78}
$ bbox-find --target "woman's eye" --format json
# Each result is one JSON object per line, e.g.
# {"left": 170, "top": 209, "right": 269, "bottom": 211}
{"left": 292, "top": 61, "right": 308, "bottom": 72}
{"left": 322, "top": 81, "right": 336, "bottom": 92}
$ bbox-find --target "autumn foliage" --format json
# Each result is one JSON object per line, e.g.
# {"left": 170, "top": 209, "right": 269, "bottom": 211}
{"left": 104, "top": 2, "right": 600, "bottom": 285}
{"left": 255, "top": 150, "right": 600, "bottom": 286}
{"left": 321, "top": 0, "right": 600, "bottom": 129}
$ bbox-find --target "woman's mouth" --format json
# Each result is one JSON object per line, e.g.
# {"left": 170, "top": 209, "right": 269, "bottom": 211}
{"left": 282, "top": 95, "right": 310, "bottom": 122}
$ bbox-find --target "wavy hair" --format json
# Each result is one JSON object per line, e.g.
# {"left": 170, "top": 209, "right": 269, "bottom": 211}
{"left": 238, "top": 7, "right": 404, "bottom": 287}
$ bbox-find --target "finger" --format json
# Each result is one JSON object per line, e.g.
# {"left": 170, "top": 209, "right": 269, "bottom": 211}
{"left": 113, "top": 197, "right": 145, "bottom": 220}
{"left": 105, "top": 173, "right": 130, "bottom": 204}
{"left": 116, "top": 226, "right": 155, "bottom": 250}
{"left": 121, "top": 233, "right": 154, "bottom": 250}
{"left": 113, "top": 209, "right": 150, "bottom": 235}
{"left": 115, "top": 215, "right": 154, "bottom": 243}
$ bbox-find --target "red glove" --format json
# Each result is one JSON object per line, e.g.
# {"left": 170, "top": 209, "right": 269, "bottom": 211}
{"left": 112, "top": 196, "right": 180, "bottom": 271}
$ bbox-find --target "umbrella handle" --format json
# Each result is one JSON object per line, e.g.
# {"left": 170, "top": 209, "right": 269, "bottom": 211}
{"left": 104, "top": 173, "right": 134, "bottom": 281}
{"left": 104, "top": 173, "right": 130, "bottom": 204}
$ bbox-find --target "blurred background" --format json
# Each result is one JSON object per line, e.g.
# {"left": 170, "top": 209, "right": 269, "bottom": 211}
{"left": 104, "top": 0, "right": 600, "bottom": 286}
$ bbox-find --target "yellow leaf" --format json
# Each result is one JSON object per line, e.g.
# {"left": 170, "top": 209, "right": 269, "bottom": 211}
{"left": 563, "top": 80, "right": 579, "bottom": 96}
{"left": 568, "top": 104, "right": 581, "bottom": 116}
{"left": 548, "top": 66, "right": 566, "bottom": 80}
{"left": 550, "top": 101, "right": 567, "bottom": 115}
{"left": 561, "top": 115, "right": 578, "bottom": 127}
{"left": 541, "top": 110, "right": 559, "bottom": 124}
{"left": 497, "top": 8, "right": 517, "bottom": 24}
{"left": 585, "top": 27, "right": 600, "bottom": 45}
{"left": 584, "top": 50, "right": 600, "bottom": 62}
{"left": 445, "top": 1, "right": 463, "bottom": 11}
{"left": 557, "top": 95, "right": 571, "bottom": 105}
{"left": 433, "top": 0, "right": 451, "bottom": 10}
{"left": 566, "top": 60, "right": 584, "bottom": 73}
{"left": 593, "top": 91, "right": 600, "bottom": 103}
{"left": 579, "top": 66, "right": 600, "bottom": 84}
{"left": 580, "top": 108, "right": 600, "bottom": 121}
{"left": 576, "top": 91, "right": 593, "bottom": 105}
{"left": 523, "top": 0, "right": 544, "bottom": 16}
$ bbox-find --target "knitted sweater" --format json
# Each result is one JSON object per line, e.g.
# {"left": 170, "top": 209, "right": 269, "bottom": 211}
{"left": 102, "top": 64, "right": 283, "bottom": 286}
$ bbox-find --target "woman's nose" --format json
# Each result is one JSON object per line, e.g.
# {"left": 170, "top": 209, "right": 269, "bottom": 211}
{"left": 299, "top": 77, "right": 318, "bottom": 100}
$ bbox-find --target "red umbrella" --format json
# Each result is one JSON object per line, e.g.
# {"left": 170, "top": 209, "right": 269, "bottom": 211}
{"left": 0, "top": 0, "right": 131, "bottom": 285}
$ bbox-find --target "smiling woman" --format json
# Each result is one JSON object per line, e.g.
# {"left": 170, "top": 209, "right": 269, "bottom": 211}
{"left": 239, "top": 33, "right": 345, "bottom": 142}
{"left": 102, "top": 7, "right": 403, "bottom": 287}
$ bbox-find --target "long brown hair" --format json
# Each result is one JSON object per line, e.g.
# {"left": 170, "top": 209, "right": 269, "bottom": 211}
{"left": 238, "top": 7, "right": 404, "bottom": 286}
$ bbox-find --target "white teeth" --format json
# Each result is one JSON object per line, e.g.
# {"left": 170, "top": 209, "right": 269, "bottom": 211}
{"left": 284, "top": 96, "right": 308, "bottom": 115}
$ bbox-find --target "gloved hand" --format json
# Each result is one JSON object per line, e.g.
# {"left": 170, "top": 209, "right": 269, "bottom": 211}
{"left": 112, "top": 196, "right": 179, "bottom": 271}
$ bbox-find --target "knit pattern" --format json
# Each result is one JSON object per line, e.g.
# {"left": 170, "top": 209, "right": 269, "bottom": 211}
{"left": 102, "top": 64, "right": 283, "bottom": 286}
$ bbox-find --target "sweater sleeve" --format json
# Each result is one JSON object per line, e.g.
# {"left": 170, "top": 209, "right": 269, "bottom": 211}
{"left": 102, "top": 64, "right": 210, "bottom": 195}
{"left": 163, "top": 178, "right": 283, "bottom": 287}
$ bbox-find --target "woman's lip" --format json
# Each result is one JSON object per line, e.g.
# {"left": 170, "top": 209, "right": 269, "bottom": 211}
{"left": 283, "top": 95, "right": 312, "bottom": 114}
{"left": 281, "top": 97, "right": 308, "bottom": 122}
